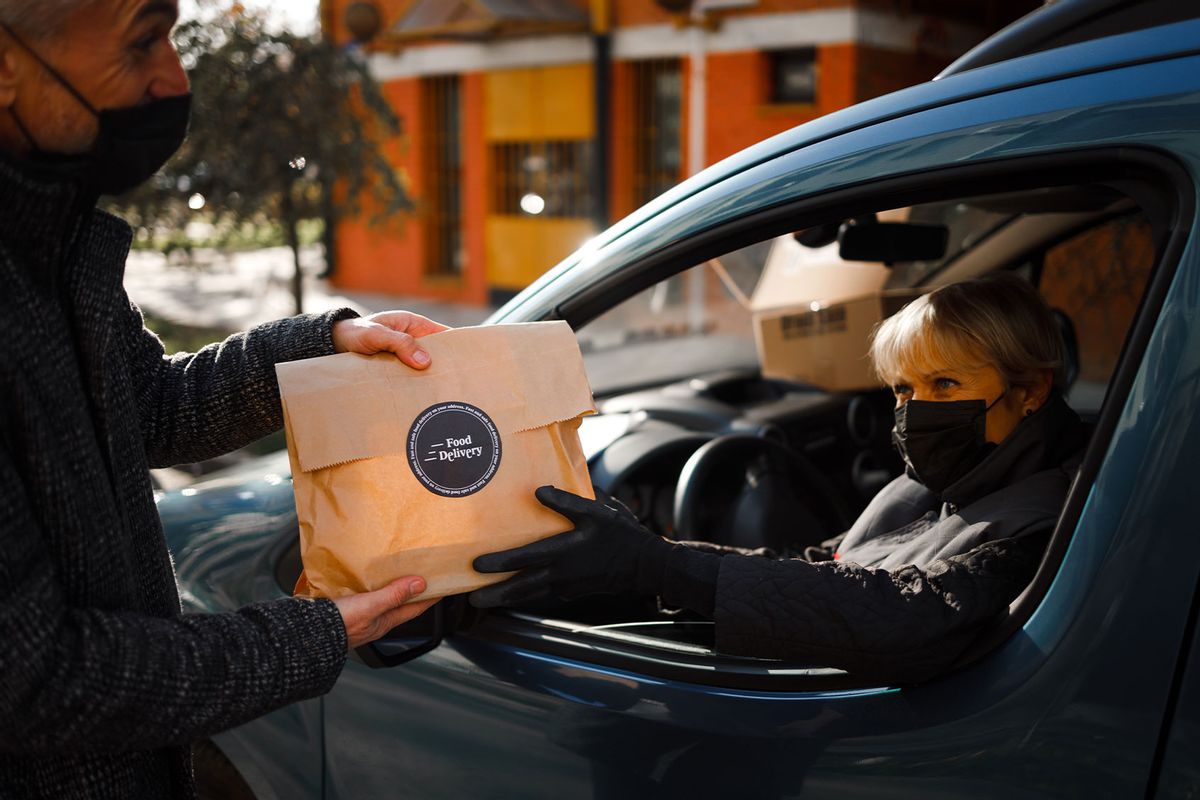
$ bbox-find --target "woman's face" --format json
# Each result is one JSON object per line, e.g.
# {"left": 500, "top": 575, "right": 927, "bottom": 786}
{"left": 889, "top": 353, "right": 1042, "bottom": 445}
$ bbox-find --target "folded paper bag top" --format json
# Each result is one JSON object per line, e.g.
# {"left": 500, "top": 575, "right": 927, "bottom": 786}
{"left": 276, "top": 321, "right": 597, "bottom": 600}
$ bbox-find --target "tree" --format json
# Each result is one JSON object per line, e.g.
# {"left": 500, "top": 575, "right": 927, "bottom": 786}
{"left": 113, "top": 8, "right": 412, "bottom": 314}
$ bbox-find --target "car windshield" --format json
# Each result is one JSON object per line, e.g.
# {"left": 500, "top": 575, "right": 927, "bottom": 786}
{"left": 579, "top": 242, "right": 771, "bottom": 396}
{"left": 579, "top": 200, "right": 1014, "bottom": 396}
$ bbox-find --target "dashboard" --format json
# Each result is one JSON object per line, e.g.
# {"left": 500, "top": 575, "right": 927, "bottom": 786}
{"left": 578, "top": 371, "right": 903, "bottom": 547}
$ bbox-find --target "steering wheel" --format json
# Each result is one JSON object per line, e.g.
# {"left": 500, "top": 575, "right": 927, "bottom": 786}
{"left": 672, "top": 434, "right": 855, "bottom": 553}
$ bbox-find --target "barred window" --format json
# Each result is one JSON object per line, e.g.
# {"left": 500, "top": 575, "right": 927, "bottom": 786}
{"left": 493, "top": 140, "right": 594, "bottom": 219}
{"left": 632, "top": 58, "right": 682, "bottom": 207}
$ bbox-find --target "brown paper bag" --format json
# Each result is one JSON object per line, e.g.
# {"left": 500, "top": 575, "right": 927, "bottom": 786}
{"left": 275, "top": 321, "right": 596, "bottom": 600}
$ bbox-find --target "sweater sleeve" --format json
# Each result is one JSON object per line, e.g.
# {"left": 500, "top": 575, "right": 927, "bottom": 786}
{"left": 121, "top": 294, "right": 358, "bottom": 468}
{"left": 713, "top": 531, "right": 1049, "bottom": 683}
{"left": 0, "top": 445, "right": 349, "bottom": 755}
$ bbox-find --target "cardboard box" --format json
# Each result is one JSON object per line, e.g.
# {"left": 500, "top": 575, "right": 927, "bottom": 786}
{"left": 276, "top": 321, "right": 596, "bottom": 600}
{"left": 750, "top": 237, "right": 924, "bottom": 390}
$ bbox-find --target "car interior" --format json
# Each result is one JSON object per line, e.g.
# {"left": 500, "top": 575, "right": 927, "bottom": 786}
{"left": 269, "top": 153, "right": 1189, "bottom": 687}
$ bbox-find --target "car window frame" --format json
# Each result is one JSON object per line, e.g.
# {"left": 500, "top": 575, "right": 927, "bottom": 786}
{"left": 455, "top": 146, "right": 1195, "bottom": 692}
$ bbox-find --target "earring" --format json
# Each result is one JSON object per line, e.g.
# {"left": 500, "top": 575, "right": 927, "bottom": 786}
{"left": 1024, "top": 408, "right": 1034, "bottom": 417}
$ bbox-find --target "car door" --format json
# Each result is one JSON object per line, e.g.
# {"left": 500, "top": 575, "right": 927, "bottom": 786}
{"left": 319, "top": 41, "right": 1200, "bottom": 800}
{"left": 1150, "top": 574, "right": 1200, "bottom": 799}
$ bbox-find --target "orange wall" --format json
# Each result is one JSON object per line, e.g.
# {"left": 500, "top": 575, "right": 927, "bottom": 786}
{"left": 332, "top": 79, "right": 425, "bottom": 297}
{"left": 332, "top": 74, "right": 489, "bottom": 305}
{"left": 856, "top": 45, "right": 952, "bottom": 101}
{"left": 699, "top": 44, "right": 857, "bottom": 167}
{"left": 460, "top": 72, "right": 488, "bottom": 304}
{"left": 607, "top": 59, "right": 643, "bottom": 222}
{"left": 326, "top": 44, "right": 948, "bottom": 304}
{"left": 321, "top": 1, "right": 993, "bottom": 304}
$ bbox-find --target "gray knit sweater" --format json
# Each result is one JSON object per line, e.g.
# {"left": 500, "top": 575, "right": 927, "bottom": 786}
{"left": 0, "top": 158, "right": 351, "bottom": 798}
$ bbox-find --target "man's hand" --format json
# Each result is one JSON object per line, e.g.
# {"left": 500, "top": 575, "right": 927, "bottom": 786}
{"left": 332, "top": 577, "right": 438, "bottom": 651}
{"left": 468, "top": 486, "right": 671, "bottom": 608}
{"left": 332, "top": 311, "right": 451, "bottom": 370}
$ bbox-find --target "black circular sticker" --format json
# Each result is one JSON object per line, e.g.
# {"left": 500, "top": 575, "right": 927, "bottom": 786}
{"left": 407, "top": 402, "right": 502, "bottom": 498}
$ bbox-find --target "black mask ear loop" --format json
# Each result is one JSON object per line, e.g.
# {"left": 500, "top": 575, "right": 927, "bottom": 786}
{"left": 980, "top": 388, "right": 1012, "bottom": 439}
{"left": 0, "top": 22, "right": 100, "bottom": 153}
{"left": 0, "top": 23, "right": 99, "bottom": 114}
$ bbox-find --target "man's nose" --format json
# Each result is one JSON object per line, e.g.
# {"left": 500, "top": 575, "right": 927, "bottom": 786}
{"left": 148, "top": 42, "right": 190, "bottom": 98}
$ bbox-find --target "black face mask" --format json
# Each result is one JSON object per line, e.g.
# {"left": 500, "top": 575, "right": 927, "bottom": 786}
{"left": 2, "top": 23, "right": 190, "bottom": 197}
{"left": 892, "top": 391, "right": 1006, "bottom": 494}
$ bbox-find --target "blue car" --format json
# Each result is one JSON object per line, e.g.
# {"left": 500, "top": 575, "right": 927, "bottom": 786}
{"left": 161, "top": 2, "right": 1200, "bottom": 797}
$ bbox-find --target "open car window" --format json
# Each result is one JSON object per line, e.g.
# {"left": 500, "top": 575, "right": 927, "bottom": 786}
{"left": 463, "top": 152, "right": 1191, "bottom": 690}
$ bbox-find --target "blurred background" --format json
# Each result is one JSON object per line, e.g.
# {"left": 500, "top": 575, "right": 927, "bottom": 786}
{"left": 120, "top": 0, "right": 1041, "bottom": 354}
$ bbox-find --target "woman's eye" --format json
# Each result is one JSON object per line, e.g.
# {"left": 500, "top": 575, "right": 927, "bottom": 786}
{"left": 892, "top": 384, "right": 912, "bottom": 397}
{"left": 934, "top": 378, "right": 958, "bottom": 391}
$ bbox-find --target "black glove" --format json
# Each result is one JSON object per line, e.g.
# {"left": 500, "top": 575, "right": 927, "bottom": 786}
{"left": 468, "top": 485, "right": 672, "bottom": 608}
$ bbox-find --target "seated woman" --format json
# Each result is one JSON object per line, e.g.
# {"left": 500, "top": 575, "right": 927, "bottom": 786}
{"left": 470, "top": 273, "right": 1087, "bottom": 682}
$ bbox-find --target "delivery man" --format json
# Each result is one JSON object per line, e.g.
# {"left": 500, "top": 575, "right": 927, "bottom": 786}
{"left": 0, "top": 2, "right": 444, "bottom": 797}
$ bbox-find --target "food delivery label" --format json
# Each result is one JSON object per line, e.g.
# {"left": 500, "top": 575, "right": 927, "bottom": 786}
{"left": 407, "top": 402, "right": 502, "bottom": 497}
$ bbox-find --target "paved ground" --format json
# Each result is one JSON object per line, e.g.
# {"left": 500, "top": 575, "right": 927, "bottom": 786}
{"left": 123, "top": 245, "right": 494, "bottom": 334}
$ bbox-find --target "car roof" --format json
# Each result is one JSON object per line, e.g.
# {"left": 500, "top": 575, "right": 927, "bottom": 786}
{"left": 661, "top": 13, "right": 1200, "bottom": 225}
{"left": 939, "top": 0, "right": 1200, "bottom": 78}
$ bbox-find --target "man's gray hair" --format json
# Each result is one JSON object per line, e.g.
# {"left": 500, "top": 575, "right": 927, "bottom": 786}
{"left": 0, "top": 0, "right": 95, "bottom": 38}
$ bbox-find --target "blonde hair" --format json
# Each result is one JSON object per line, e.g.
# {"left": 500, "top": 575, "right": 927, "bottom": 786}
{"left": 870, "top": 273, "right": 1067, "bottom": 391}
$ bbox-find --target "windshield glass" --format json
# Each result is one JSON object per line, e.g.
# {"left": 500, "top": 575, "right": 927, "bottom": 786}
{"left": 580, "top": 241, "right": 770, "bottom": 395}
{"left": 579, "top": 198, "right": 1019, "bottom": 396}
{"left": 885, "top": 200, "right": 1013, "bottom": 287}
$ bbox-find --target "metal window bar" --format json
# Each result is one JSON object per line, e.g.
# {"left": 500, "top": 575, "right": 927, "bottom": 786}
{"left": 492, "top": 139, "right": 593, "bottom": 219}
{"left": 632, "top": 58, "right": 682, "bottom": 208}
{"left": 423, "top": 75, "right": 463, "bottom": 276}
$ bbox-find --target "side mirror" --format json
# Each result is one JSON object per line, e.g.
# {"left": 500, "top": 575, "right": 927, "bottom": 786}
{"left": 838, "top": 222, "right": 949, "bottom": 264}
{"left": 356, "top": 601, "right": 445, "bottom": 668}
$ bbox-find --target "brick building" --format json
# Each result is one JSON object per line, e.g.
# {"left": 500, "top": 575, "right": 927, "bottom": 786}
{"left": 319, "top": 0, "right": 1038, "bottom": 306}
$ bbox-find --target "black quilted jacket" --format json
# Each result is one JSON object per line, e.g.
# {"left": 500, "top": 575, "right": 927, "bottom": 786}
{"left": 661, "top": 395, "right": 1085, "bottom": 683}
{"left": 0, "top": 157, "right": 351, "bottom": 798}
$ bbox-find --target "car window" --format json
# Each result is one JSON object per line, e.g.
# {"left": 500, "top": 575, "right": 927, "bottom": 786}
{"left": 1037, "top": 213, "right": 1155, "bottom": 412}
{"left": 473, "top": 163, "right": 1186, "bottom": 690}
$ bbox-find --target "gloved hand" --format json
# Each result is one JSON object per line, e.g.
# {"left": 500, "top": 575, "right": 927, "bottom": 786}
{"left": 468, "top": 485, "right": 672, "bottom": 608}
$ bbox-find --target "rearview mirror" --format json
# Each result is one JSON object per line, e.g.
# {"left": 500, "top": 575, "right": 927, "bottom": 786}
{"left": 838, "top": 222, "right": 949, "bottom": 264}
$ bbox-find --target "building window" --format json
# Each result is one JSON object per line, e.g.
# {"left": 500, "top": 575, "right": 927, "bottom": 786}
{"left": 493, "top": 140, "right": 594, "bottom": 219}
{"left": 423, "top": 75, "right": 463, "bottom": 277}
{"left": 768, "top": 48, "right": 817, "bottom": 105}
{"left": 632, "top": 58, "right": 682, "bottom": 207}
